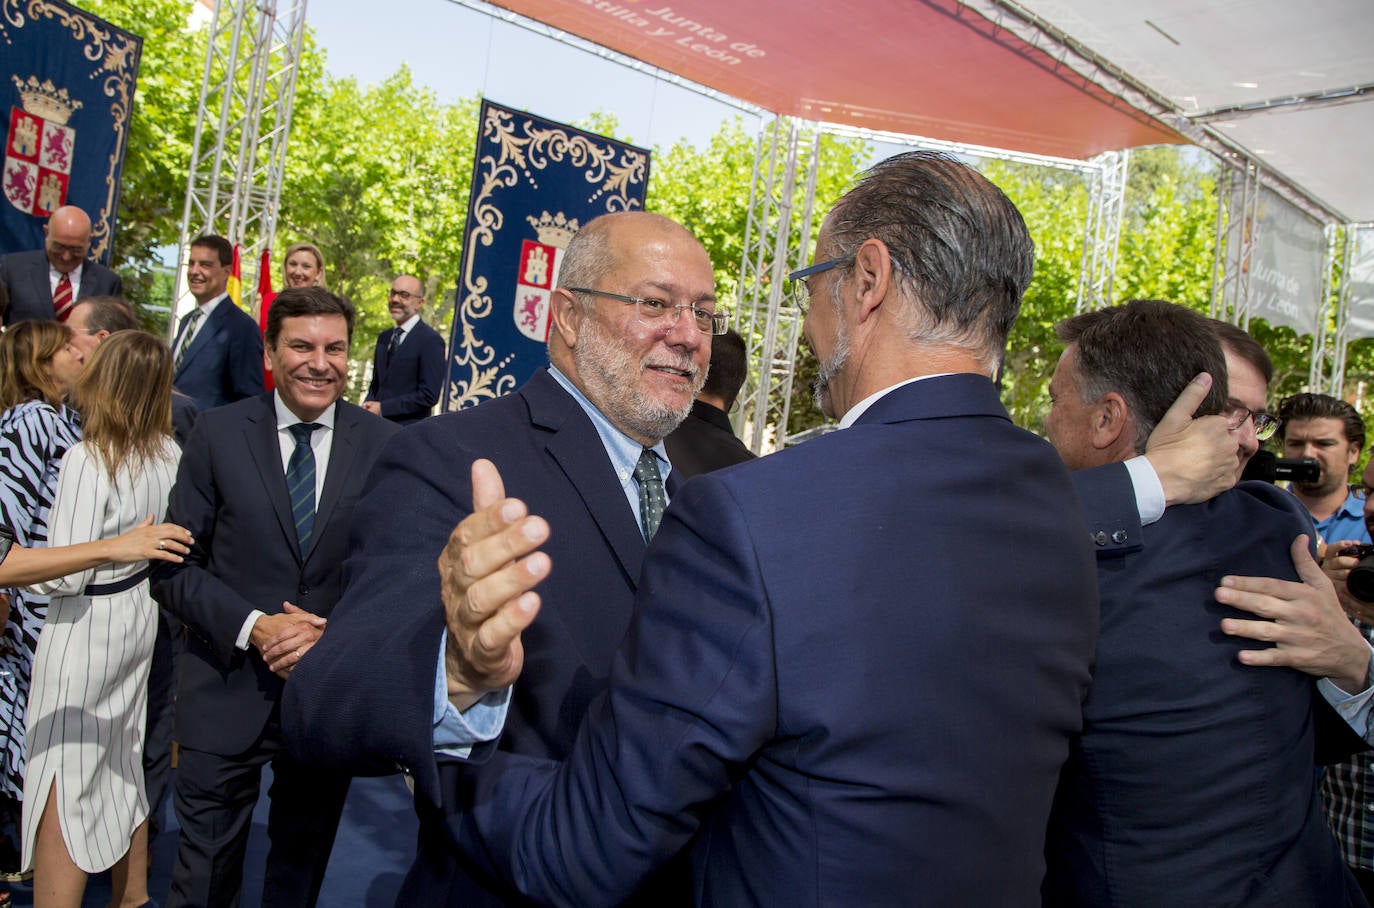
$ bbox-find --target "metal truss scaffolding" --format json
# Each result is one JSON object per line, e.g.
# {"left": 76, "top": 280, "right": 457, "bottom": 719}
{"left": 1210, "top": 160, "right": 1261, "bottom": 326}
{"left": 1076, "top": 150, "right": 1129, "bottom": 312}
{"left": 734, "top": 117, "right": 823, "bottom": 453}
{"left": 173, "top": 0, "right": 308, "bottom": 330}
{"left": 1311, "top": 226, "right": 1354, "bottom": 393}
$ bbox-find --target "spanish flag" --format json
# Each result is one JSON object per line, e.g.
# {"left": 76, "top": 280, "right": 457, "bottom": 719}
{"left": 257, "top": 248, "right": 276, "bottom": 390}
{"left": 227, "top": 244, "right": 242, "bottom": 306}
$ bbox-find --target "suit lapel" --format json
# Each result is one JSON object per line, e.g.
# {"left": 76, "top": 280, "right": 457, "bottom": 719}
{"left": 308, "top": 403, "right": 358, "bottom": 562}
{"left": 244, "top": 394, "right": 302, "bottom": 562}
{"left": 525, "top": 371, "right": 646, "bottom": 588}
{"left": 175, "top": 298, "right": 227, "bottom": 377}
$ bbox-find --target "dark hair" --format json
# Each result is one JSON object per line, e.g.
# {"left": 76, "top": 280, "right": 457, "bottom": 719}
{"left": 1209, "top": 319, "right": 1273, "bottom": 385}
{"left": 1056, "top": 299, "right": 1228, "bottom": 453}
{"left": 189, "top": 234, "right": 233, "bottom": 267}
{"left": 702, "top": 329, "right": 748, "bottom": 409}
{"left": 824, "top": 151, "right": 1034, "bottom": 370}
{"left": 265, "top": 286, "right": 356, "bottom": 348}
{"left": 1278, "top": 392, "right": 1365, "bottom": 449}
{"left": 76, "top": 296, "right": 138, "bottom": 334}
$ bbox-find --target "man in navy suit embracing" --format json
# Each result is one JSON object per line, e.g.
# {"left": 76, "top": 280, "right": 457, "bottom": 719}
{"left": 1041, "top": 299, "right": 1372, "bottom": 907}
{"left": 331, "top": 152, "right": 1103, "bottom": 906}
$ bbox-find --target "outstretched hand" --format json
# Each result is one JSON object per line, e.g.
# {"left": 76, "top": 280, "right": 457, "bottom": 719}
{"left": 110, "top": 515, "right": 194, "bottom": 564}
{"left": 1217, "top": 535, "right": 1372, "bottom": 694}
{"left": 1144, "top": 373, "right": 1238, "bottom": 507}
{"left": 438, "top": 459, "right": 548, "bottom": 711}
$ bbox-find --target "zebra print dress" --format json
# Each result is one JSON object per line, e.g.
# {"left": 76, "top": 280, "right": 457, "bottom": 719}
{"left": 0, "top": 400, "right": 81, "bottom": 801}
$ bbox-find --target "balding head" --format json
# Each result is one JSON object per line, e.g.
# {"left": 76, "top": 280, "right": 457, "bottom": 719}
{"left": 547, "top": 211, "right": 717, "bottom": 445}
{"left": 44, "top": 205, "right": 92, "bottom": 274}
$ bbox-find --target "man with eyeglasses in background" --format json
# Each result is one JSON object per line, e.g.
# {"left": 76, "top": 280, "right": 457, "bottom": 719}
{"left": 286, "top": 210, "right": 726, "bottom": 906}
{"left": 363, "top": 273, "right": 446, "bottom": 424}
{"left": 0, "top": 205, "right": 122, "bottom": 325}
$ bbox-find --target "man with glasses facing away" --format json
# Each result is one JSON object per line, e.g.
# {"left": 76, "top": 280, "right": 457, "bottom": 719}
{"left": 290, "top": 153, "right": 1110, "bottom": 905}
{"left": 287, "top": 210, "right": 727, "bottom": 906}
{"left": 364, "top": 273, "right": 446, "bottom": 424}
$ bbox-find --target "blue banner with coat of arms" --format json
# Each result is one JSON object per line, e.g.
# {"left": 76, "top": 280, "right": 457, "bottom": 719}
{"left": 0, "top": 0, "right": 141, "bottom": 263}
{"left": 444, "top": 99, "right": 650, "bottom": 410}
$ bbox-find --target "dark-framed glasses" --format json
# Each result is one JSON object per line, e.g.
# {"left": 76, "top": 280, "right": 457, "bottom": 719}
{"left": 388, "top": 289, "right": 420, "bottom": 301}
{"left": 567, "top": 288, "right": 728, "bottom": 336}
{"left": 1225, "top": 402, "right": 1278, "bottom": 441}
{"left": 787, "top": 256, "right": 851, "bottom": 312}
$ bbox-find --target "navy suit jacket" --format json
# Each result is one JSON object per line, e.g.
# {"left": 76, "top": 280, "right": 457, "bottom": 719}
{"left": 289, "top": 373, "right": 1099, "bottom": 906}
{"left": 0, "top": 249, "right": 122, "bottom": 324}
{"left": 1043, "top": 480, "right": 1365, "bottom": 907}
{"left": 365, "top": 318, "right": 446, "bottom": 424}
{"left": 152, "top": 394, "right": 397, "bottom": 755}
{"left": 285, "top": 367, "right": 688, "bottom": 905}
{"left": 171, "top": 297, "right": 265, "bottom": 411}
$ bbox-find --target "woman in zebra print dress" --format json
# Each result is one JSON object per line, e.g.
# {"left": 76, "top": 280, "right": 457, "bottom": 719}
{"left": 0, "top": 322, "right": 84, "bottom": 876}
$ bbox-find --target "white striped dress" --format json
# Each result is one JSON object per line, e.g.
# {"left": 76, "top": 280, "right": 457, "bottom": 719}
{"left": 19, "top": 437, "right": 180, "bottom": 873}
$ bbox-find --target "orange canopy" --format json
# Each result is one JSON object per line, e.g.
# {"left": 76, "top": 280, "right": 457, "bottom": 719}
{"left": 489, "top": 0, "right": 1183, "bottom": 159}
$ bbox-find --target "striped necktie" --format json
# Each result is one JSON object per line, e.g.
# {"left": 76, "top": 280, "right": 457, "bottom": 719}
{"left": 53, "top": 273, "right": 73, "bottom": 321}
{"left": 174, "top": 308, "right": 202, "bottom": 371}
{"left": 633, "top": 448, "right": 666, "bottom": 540}
{"left": 286, "top": 422, "right": 322, "bottom": 549}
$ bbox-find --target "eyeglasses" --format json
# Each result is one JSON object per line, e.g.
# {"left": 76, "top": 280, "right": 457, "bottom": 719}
{"left": 1225, "top": 401, "right": 1278, "bottom": 441}
{"left": 786, "top": 256, "right": 851, "bottom": 312}
{"left": 47, "top": 241, "right": 85, "bottom": 257}
{"left": 566, "top": 288, "right": 728, "bottom": 336}
{"left": 388, "top": 289, "right": 421, "bottom": 301}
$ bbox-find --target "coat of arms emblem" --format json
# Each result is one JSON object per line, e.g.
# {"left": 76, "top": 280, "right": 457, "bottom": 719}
{"left": 4, "top": 76, "right": 81, "bottom": 217}
{"left": 513, "top": 211, "right": 580, "bottom": 342}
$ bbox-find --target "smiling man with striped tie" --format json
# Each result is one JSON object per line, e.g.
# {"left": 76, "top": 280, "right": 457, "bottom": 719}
{"left": 152, "top": 286, "right": 397, "bottom": 908}
{"left": 0, "top": 205, "right": 122, "bottom": 325}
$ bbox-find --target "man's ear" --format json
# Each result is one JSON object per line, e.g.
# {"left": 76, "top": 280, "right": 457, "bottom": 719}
{"left": 1090, "top": 392, "right": 1132, "bottom": 451}
{"left": 548, "top": 288, "right": 583, "bottom": 348}
{"left": 851, "top": 238, "right": 894, "bottom": 325}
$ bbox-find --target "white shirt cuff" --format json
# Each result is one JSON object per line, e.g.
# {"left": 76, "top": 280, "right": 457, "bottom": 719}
{"left": 1125, "top": 455, "right": 1165, "bottom": 526}
{"left": 236, "top": 609, "right": 266, "bottom": 651}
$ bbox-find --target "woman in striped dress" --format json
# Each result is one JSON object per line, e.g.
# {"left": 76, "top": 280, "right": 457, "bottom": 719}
{"left": 0, "top": 322, "right": 85, "bottom": 880}
{"left": 21, "top": 332, "right": 180, "bottom": 908}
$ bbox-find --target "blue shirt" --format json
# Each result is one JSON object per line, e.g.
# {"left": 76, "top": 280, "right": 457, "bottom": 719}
{"left": 1310, "top": 486, "right": 1370, "bottom": 547}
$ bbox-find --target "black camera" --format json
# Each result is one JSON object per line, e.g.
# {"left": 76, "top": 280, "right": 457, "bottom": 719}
{"left": 1241, "top": 451, "right": 1320, "bottom": 484}
{"left": 1340, "top": 544, "right": 1374, "bottom": 603}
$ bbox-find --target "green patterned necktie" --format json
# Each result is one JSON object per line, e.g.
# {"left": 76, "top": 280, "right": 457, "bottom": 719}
{"left": 633, "top": 448, "right": 666, "bottom": 540}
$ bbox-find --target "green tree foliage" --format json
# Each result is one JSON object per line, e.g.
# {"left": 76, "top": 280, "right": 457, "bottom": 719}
{"left": 279, "top": 66, "right": 478, "bottom": 365}
{"left": 84, "top": 0, "right": 206, "bottom": 321}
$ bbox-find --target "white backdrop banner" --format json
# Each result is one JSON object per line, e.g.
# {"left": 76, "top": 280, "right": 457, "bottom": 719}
{"left": 1344, "top": 227, "right": 1374, "bottom": 340}
{"left": 1233, "top": 187, "right": 1326, "bottom": 336}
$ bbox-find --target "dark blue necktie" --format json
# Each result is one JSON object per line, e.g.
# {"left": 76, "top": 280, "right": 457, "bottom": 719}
{"left": 286, "top": 422, "right": 321, "bottom": 549}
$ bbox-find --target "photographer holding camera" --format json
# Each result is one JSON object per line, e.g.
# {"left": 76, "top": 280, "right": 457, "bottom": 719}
{"left": 1285, "top": 393, "right": 1374, "bottom": 900}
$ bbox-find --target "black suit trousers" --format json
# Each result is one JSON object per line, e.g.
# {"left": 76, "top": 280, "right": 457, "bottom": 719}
{"left": 167, "top": 707, "right": 350, "bottom": 908}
